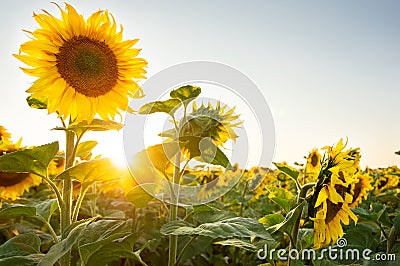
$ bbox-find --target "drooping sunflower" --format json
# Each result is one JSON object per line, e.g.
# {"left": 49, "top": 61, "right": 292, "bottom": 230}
{"left": 349, "top": 173, "right": 373, "bottom": 208}
{"left": 312, "top": 186, "right": 357, "bottom": 249}
{"left": 0, "top": 142, "right": 42, "bottom": 201}
{"left": 182, "top": 101, "right": 242, "bottom": 147}
{"left": 306, "top": 148, "right": 322, "bottom": 176}
{"left": 15, "top": 3, "right": 147, "bottom": 122}
{"left": 309, "top": 139, "right": 361, "bottom": 249}
{"left": 0, "top": 126, "right": 11, "bottom": 142}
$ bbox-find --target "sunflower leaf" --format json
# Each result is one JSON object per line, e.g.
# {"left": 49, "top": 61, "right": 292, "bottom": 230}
{"left": 0, "top": 142, "right": 58, "bottom": 177}
{"left": 273, "top": 162, "right": 299, "bottom": 180}
{"left": 180, "top": 136, "right": 232, "bottom": 169}
{"left": 160, "top": 217, "right": 273, "bottom": 240}
{"left": 170, "top": 85, "right": 201, "bottom": 107}
{"left": 0, "top": 233, "right": 41, "bottom": 259}
{"left": 0, "top": 204, "right": 36, "bottom": 219}
{"left": 214, "top": 239, "right": 258, "bottom": 252}
{"left": 138, "top": 99, "right": 182, "bottom": 116}
{"left": 75, "top": 141, "right": 98, "bottom": 161}
{"left": 26, "top": 95, "right": 47, "bottom": 109}
{"left": 268, "top": 201, "right": 305, "bottom": 234}
{"left": 125, "top": 184, "right": 155, "bottom": 208}
{"left": 65, "top": 119, "right": 123, "bottom": 139}
{"left": 55, "top": 158, "right": 122, "bottom": 187}
{"left": 35, "top": 199, "right": 58, "bottom": 222}
{"left": 38, "top": 222, "right": 88, "bottom": 266}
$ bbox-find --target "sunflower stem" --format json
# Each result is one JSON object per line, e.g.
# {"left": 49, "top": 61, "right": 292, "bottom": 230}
{"left": 387, "top": 225, "right": 397, "bottom": 253}
{"left": 72, "top": 185, "right": 90, "bottom": 223}
{"left": 290, "top": 183, "right": 315, "bottom": 250}
{"left": 168, "top": 151, "right": 182, "bottom": 266}
{"left": 60, "top": 129, "right": 76, "bottom": 266}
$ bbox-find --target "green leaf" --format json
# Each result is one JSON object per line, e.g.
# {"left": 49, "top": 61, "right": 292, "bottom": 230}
{"left": 214, "top": 239, "right": 258, "bottom": 251}
{"left": 170, "top": 85, "right": 201, "bottom": 107}
{"left": 125, "top": 184, "right": 155, "bottom": 208}
{"left": 26, "top": 95, "right": 47, "bottom": 109}
{"left": 193, "top": 205, "right": 236, "bottom": 224}
{"left": 0, "top": 204, "right": 36, "bottom": 219}
{"left": 351, "top": 204, "right": 391, "bottom": 226}
{"left": 181, "top": 136, "right": 232, "bottom": 169}
{"left": 56, "top": 158, "right": 121, "bottom": 187}
{"left": 0, "top": 254, "right": 44, "bottom": 266}
{"left": 273, "top": 162, "right": 299, "bottom": 180}
{"left": 138, "top": 99, "right": 182, "bottom": 115}
{"left": 38, "top": 222, "right": 88, "bottom": 266}
{"left": 269, "top": 201, "right": 305, "bottom": 234}
{"left": 82, "top": 234, "right": 141, "bottom": 266}
{"left": 0, "top": 142, "right": 59, "bottom": 177}
{"left": 267, "top": 187, "right": 296, "bottom": 213}
{"left": 161, "top": 217, "right": 273, "bottom": 240}
{"left": 76, "top": 141, "right": 98, "bottom": 161}
{"left": 56, "top": 119, "right": 123, "bottom": 139}
{"left": 78, "top": 220, "right": 140, "bottom": 266}
{"left": 35, "top": 199, "right": 58, "bottom": 222}
{"left": 0, "top": 233, "right": 41, "bottom": 259}
{"left": 259, "top": 214, "right": 285, "bottom": 227}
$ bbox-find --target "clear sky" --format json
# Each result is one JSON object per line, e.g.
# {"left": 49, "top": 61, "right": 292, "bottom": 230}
{"left": 0, "top": 0, "right": 399, "bottom": 168}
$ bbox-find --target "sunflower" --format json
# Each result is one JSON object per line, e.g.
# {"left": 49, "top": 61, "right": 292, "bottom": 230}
{"left": 15, "top": 3, "right": 147, "bottom": 122}
{"left": 182, "top": 101, "right": 242, "bottom": 147}
{"left": 349, "top": 173, "right": 373, "bottom": 208}
{"left": 0, "top": 126, "right": 11, "bottom": 142}
{"left": 309, "top": 139, "right": 361, "bottom": 249}
{"left": 312, "top": 187, "right": 357, "bottom": 249}
{"left": 306, "top": 148, "right": 322, "bottom": 176}
{"left": 0, "top": 142, "right": 42, "bottom": 201}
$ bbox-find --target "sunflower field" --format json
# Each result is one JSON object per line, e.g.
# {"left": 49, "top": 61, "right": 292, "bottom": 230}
{"left": 1, "top": 2, "right": 400, "bottom": 266}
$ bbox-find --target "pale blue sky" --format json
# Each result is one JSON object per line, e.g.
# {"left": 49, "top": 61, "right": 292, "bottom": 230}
{"left": 0, "top": 1, "right": 399, "bottom": 168}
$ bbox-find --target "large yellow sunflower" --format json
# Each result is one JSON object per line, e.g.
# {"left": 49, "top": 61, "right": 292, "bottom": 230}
{"left": 15, "top": 3, "right": 147, "bottom": 122}
{"left": 0, "top": 142, "right": 42, "bottom": 201}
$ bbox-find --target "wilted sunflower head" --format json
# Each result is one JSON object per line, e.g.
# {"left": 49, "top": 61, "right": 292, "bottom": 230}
{"left": 180, "top": 101, "right": 242, "bottom": 147}
{"left": 15, "top": 3, "right": 147, "bottom": 122}
{"left": 312, "top": 186, "right": 357, "bottom": 249}
{"left": 0, "top": 142, "right": 41, "bottom": 201}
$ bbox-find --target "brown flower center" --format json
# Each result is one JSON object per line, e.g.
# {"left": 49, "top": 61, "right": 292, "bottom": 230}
{"left": 325, "top": 185, "right": 347, "bottom": 223}
{"left": 311, "top": 153, "right": 319, "bottom": 167}
{"left": 56, "top": 36, "right": 118, "bottom": 97}
{"left": 0, "top": 171, "right": 30, "bottom": 187}
{"left": 351, "top": 181, "right": 362, "bottom": 204}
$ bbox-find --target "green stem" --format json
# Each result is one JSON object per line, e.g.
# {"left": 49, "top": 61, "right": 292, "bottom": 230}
{"left": 42, "top": 174, "right": 64, "bottom": 211}
{"left": 387, "top": 225, "right": 397, "bottom": 253}
{"left": 168, "top": 152, "right": 182, "bottom": 266}
{"left": 91, "top": 182, "right": 97, "bottom": 217}
{"left": 291, "top": 183, "right": 315, "bottom": 249}
{"left": 35, "top": 216, "right": 59, "bottom": 244}
{"left": 72, "top": 185, "right": 90, "bottom": 223}
{"left": 60, "top": 129, "right": 76, "bottom": 266}
{"left": 175, "top": 235, "right": 198, "bottom": 266}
